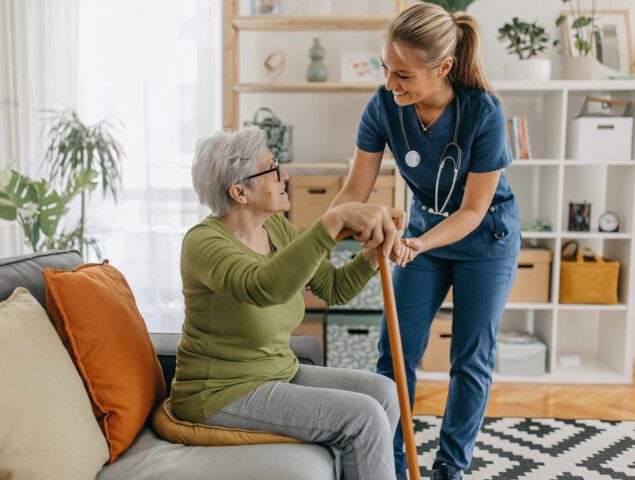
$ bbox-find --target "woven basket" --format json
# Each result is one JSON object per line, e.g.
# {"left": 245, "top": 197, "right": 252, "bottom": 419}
{"left": 559, "top": 241, "right": 619, "bottom": 304}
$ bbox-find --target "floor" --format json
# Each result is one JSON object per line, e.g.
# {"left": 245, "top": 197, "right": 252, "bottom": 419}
{"left": 413, "top": 361, "right": 635, "bottom": 420}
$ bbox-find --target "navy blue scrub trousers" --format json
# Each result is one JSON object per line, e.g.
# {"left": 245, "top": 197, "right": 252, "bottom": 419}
{"left": 377, "top": 251, "right": 518, "bottom": 474}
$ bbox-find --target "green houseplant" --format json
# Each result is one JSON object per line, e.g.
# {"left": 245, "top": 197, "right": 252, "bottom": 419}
{"left": 0, "top": 167, "right": 98, "bottom": 252}
{"left": 421, "top": 0, "right": 475, "bottom": 13}
{"left": 555, "top": 0, "right": 598, "bottom": 79}
{"left": 497, "top": 17, "right": 554, "bottom": 80}
{"left": 43, "top": 109, "right": 125, "bottom": 255}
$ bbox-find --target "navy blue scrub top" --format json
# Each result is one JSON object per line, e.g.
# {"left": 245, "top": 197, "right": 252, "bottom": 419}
{"left": 357, "top": 85, "right": 521, "bottom": 260}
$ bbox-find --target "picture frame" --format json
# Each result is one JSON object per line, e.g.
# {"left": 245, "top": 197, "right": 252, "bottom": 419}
{"left": 250, "top": 0, "right": 284, "bottom": 16}
{"left": 562, "top": 9, "right": 635, "bottom": 75}
{"left": 340, "top": 53, "right": 383, "bottom": 83}
{"left": 568, "top": 201, "right": 592, "bottom": 232}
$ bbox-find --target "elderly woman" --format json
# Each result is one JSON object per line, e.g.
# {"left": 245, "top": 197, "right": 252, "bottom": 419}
{"left": 171, "top": 126, "right": 406, "bottom": 480}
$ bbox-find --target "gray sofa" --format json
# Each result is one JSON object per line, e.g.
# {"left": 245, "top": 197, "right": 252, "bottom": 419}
{"left": 0, "top": 250, "right": 341, "bottom": 480}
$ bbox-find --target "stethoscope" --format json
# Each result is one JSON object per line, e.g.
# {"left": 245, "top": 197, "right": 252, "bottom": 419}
{"left": 399, "top": 94, "right": 461, "bottom": 218}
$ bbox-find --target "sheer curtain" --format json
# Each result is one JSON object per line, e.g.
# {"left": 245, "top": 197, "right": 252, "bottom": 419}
{"left": 1, "top": 0, "right": 222, "bottom": 333}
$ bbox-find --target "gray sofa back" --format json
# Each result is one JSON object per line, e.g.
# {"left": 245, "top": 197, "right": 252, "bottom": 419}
{"left": 0, "top": 250, "right": 322, "bottom": 397}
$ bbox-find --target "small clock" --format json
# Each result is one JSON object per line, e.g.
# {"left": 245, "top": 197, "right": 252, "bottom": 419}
{"left": 598, "top": 211, "right": 620, "bottom": 232}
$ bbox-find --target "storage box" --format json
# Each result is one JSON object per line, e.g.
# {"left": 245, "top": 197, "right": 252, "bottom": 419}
{"left": 567, "top": 117, "right": 633, "bottom": 161}
{"left": 508, "top": 248, "right": 552, "bottom": 303}
{"left": 289, "top": 175, "right": 341, "bottom": 229}
{"left": 495, "top": 331, "right": 546, "bottom": 375}
{"left": 301, "top": 288, "right": 328, "bottom": 310}
{"left": 419, "top": 314, "right": 452, "bottom": 372}
{"left": 326, "top": 312, "right": 382, "bottom": 371}
{"left": 329, "top": 240, "right": 392, "bottom": 310}
{"left": 340, "top": 174, "right": 394, "bottom": 208}
{"left": 447, "top": 249, "right": 552, "bottom": 303}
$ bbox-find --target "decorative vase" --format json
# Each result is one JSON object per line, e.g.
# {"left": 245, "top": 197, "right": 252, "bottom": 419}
{"left": 564, "top": 56, "right": 595, "bottom": 80}
{"left": 502, "top": 57, "right": 551, "bottom": 81}
{"left": 306, "top": 38, "right": 327, "bottom": 82}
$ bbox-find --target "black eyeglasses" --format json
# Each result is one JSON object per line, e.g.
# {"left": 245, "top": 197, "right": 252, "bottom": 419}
{"left": 238, "top": 159, "right": 280, "bottom": 183}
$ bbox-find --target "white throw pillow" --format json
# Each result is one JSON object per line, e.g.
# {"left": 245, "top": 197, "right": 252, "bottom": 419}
{"left": 0, "top": 287, "right": 109, "bottom": 480}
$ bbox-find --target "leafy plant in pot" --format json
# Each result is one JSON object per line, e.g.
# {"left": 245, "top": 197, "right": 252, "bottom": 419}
{"left": 555, "top": 0, "right": 598, "bottom": 79}
{"left": 43, "top": 109, "right": 125, "bottom": 257}
{"left": 415, "top": 0, "right": 474, "bottom": 13}
{"left": 498, "top": 17, "right": 555, "bottom": 81}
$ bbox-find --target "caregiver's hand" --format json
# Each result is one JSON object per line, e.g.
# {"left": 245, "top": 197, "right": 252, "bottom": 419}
{"left": 402, "top": 235, "right": 429, "bottom": 256}
{"left": 321, "top": 202, "right": 406, "bottom": 257}
{"left": 390, "top": 238, "right": 417, "bottom": 267}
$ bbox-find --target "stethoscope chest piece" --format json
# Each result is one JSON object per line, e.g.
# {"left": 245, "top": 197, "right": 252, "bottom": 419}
{"left": 405, "top": 150, "right": 421, "bottom": 168}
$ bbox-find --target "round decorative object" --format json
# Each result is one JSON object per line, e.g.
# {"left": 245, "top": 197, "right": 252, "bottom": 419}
{"left": 263, "top": 51, "right": 286, "bottom": 82}
{"left": 405, "top": 150, "right": 421, "bottom": 168}
{"left": 598, "top": 210, "right": 620, "bottom": 232}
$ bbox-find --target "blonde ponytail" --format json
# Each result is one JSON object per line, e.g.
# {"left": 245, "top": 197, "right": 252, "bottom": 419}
{"left": 387, "top": 3, "right": 495, "bottom": 95}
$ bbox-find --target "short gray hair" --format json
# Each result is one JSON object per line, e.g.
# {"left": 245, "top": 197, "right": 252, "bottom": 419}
{"left": 192, "top": 126, "right": 266, "bottom": 216}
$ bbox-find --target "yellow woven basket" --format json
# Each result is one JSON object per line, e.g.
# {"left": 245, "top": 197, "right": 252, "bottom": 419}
{"left": 559, "top": 241, "right": 619, "bottom": 304}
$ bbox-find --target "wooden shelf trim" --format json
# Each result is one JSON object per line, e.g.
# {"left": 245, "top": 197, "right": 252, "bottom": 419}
{"left": 233, "top": 15, "right": 392, "bottom": 31}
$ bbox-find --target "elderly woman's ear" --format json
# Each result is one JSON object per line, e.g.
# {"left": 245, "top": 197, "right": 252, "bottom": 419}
{"left": 228, "top": 184, "right": 248, "bottom": 205}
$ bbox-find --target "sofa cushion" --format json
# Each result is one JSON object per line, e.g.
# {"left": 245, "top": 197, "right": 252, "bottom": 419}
{"left": 43, "top": 261, "right": 166, "bottom": 463}
{"left": 0, "top": 250, "right": 83, "bottom": 309}
{"left": 97, "top": 426, "right": 339, "bottom": 480}
{"left": 152, "top": 398, "right": 304, "bottom": 446}
{"left": 0, "top": 287, "right": 109, "bottom": 479}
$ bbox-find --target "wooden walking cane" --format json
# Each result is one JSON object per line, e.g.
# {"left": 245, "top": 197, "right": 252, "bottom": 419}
{"left": 337, "top": 229, "right": 421, "bottom": 480}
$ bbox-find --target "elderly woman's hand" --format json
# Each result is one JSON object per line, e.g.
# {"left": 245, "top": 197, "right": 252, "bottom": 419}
{"left": 322, "top": 202, "right": 406, "bottom": 258}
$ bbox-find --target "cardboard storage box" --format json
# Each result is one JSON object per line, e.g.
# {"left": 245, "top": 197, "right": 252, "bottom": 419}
{"left": 495, "top": 331, "right": 546, "bottom": 375}
{"left": 419, "top": 314, "right": 452, "bottom": 372}
{"left": 508, "top": 248, "right": 552, "bottom": 303}
{"left": 289, "top": 175, "right": 341, "bottom": 229}
{"left": 567, "top": 117, "right": 633, "bottom": 161}
{"left": 326, "top": 312, "right": 382, "bottom": 371}
{"left": 447, "top": 248, "right": 552, "bottom": 303}
{"left": 340, "top": 174, "right": 394, "bottom": 208}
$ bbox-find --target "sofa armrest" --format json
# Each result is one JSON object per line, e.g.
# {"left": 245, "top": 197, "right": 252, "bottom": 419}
{"left": 149, "top": 333, "right": 324, "bottom": 396}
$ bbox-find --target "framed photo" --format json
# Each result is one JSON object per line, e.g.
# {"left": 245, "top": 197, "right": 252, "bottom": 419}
{"left": 568, "top": 201, "right": 592, "bottom": 232}
{"left": 250, "top": 0, "right": 284, "bottom": 16}
{"left": 340, "top": 53, "right": 383, "bottom": 83}
{"left": 562, "top": 9, "right": 635, "bottom": 74}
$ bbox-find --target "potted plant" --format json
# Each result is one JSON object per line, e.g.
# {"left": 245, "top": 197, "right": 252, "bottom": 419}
{"left": 498, "top": 17, "right": 555, "bottom": 81}
{"left": 556, "top": 0, "right": 598, "bottom": 79}
{"left": 416, "top": 0, "right": 474, "bottom": 13}
{"left": 0, "top": 167, "right": 98, "bottom": 252}
{"left": 43, "top": 109, "right": 125, "bottom": 256}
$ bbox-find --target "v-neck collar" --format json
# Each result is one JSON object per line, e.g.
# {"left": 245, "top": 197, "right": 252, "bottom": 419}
{"left": 408, "top": 93, "right": 457, "bottom": 156}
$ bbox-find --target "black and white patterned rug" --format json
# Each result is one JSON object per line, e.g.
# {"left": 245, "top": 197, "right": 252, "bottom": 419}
{"left": 413, "top": 416, "right": 635, "bottom": 479}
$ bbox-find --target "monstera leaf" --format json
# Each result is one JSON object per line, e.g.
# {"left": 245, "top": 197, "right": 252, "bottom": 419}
{"left": 0, "top": 166, "right": 98, "bottom": 251}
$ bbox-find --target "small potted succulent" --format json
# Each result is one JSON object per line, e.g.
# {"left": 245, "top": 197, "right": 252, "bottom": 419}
{"left": 498, "top": 17, "right": 555, "bottom": 81}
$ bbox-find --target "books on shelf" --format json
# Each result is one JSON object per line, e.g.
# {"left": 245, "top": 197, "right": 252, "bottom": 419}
{"left": 507, "top": 116, "right": 532, "bottom": 160}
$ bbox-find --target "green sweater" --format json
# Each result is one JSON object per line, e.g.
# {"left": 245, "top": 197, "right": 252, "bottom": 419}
{"left": 171, "top": 214, "right": 377, "bottom": 422}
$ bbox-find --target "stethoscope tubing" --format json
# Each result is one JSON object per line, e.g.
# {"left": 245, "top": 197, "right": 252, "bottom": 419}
{"left": 399, "top": 93, "right": 462, "bottom": 217}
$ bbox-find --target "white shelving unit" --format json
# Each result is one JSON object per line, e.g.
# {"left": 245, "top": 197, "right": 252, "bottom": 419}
{"left": 223, "top": 2, "right": 634, "bottom": 385}
{"left": 420, "top": 80, "right": 635, "bottom": 385}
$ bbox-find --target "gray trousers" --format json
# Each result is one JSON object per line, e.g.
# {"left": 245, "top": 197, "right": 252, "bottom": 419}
{"left": 203, "top": 365, "right": 400, "bottom": 480}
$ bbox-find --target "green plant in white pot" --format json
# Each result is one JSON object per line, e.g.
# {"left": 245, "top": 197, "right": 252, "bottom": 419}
{"left": 498, "top": 17, "right": 555, "bottom": 81}
{"left": 556, "top": 0, "right": 598, "bottom": 79}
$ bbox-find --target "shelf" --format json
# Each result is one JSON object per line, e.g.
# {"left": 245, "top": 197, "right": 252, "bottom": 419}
{"left": 552, "top": 355, "right": 630, "bottom": 384}
{"left": 557, "top": 303, "right": 628, "bottom": 311}
{"left": 234, "top": 82, "right": 380, "bottom": 93}
{"left": 521, "top": 231, "right": 557, "bottom": 239}
{"left": 563, "top": 160, "right": 635, "bottom": 166}
{"left": 510, "top": 159, "right": 560, "bottom": 166}
{"left": 442, "top": 301, "right": 555, "bottom": 310}
{"left": 493, "top": 79, "right": 635, "bottom": 91}
{"left": 561, "top": 232, "right": 631, "bottom": 239}
{"left": 233, "top": 15, "right": 392, "bottom": 31}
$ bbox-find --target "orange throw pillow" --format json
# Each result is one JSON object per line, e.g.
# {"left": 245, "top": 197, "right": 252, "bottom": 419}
{"left": 43, "top": 261, "right": 166, "bottom": 463}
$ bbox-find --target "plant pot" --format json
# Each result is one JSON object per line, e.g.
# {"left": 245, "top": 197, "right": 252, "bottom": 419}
{"left": 502, "top": 58, "right": 551, "bottom": 81}
{"left": 564, "top": 56, "right": 596, "bottom": 80}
